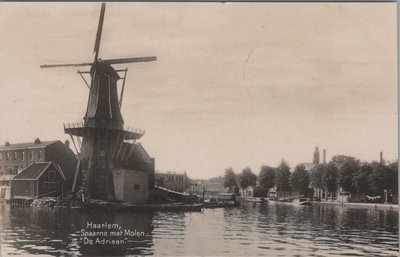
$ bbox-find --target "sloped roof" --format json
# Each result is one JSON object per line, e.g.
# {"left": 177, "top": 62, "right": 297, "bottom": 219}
{"left": 12, "top": 162, "right": 66, "bottom": 181}
{"left": 0, "top": 141, "right": 58, "bottom": 151}
{"left": 244, "top": 185, "right": 254, "bottom": 190}
{"left": 128, "top": 143, "right": 153, "bottom": 163}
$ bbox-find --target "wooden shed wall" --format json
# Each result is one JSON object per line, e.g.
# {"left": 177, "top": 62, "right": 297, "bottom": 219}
{"left": 11, "top": 180, "right": 36, "bottom": 199}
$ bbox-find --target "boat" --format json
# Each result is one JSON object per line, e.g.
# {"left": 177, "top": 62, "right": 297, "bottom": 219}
{"left": 293, "top": 197, "right": 312, "bottom": 206}
{"left": 243, "top": 197, "right": 268, "bottom": 203}
{"left": 276, "top": 197, "right": 294, "bottom": 203}
{"left": 203, "top": 193, "right": 241, "bottom": 208}
{"left": 85, "top": 199, "right": 203, "bottom": 212}
{"left": 203, "top": 201, "right": 240, "bottom": 208}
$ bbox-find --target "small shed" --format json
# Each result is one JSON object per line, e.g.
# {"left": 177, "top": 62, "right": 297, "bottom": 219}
{"left": 11, "top": 162, "right": 66, "bottom": 200}
{"left": 112, "top": 169, "right": 148, "bottom": 203}
{"left": 268, "top": 187, "right": 277, "bottom": 200}
{"left": 242, "top": 186, "right": 254, "bottom": 197}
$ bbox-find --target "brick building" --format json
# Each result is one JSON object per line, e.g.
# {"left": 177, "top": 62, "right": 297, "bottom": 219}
{"left": 0, "top": 139, "right": 77, "bottom": 201}
{"left": 155, "top": 171, "right": 188, "bottom": 192}
{"left": 190, "top": 176, "right": 227, "bottom": 196}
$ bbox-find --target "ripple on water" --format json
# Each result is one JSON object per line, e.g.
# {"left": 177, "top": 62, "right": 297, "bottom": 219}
{"left": 1, "top": 204, "right": 398, "bottom": 256}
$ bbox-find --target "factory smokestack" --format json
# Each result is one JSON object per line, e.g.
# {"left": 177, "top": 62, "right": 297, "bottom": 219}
{"left": 323, "top": 149, "right": 326, "bottom": 164}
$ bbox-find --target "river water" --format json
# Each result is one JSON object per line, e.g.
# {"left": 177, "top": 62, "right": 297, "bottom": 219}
{"left": 0, "top": 202, "right": 398, "bottom": 256}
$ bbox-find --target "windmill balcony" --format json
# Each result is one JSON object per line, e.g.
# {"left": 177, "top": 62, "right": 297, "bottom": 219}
{"left": 63, "top": 122, "right": 145, "bottom": 140}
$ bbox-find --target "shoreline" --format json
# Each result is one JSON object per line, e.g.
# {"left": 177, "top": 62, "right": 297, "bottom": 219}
{"left": 312, "top": 201, "right": 399, "bottom": 211}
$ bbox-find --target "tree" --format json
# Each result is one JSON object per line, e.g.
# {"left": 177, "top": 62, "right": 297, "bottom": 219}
{"left": 258, "top": 166, "right": 275, "bottom": 192}
{"left": 368, "top": 161, "right": 388, "bottom": 196}
{"left": 224, "top": 168, "right": 238, "bottom": 192}
{"left": 289, "top": 164, "right": 310, "bottom": 196}
{"left": 388, "top": 161, "right": 398, "bottom": 194}
{"left": 310, "top": 164, "right": 326, "bottom": 200}
{"left": 352, "top": 162, "right": 372, "bottom": 194}
{"left": 332, "top": 155, "right": 361, "bottom": 192}
{"left": 253, "top": 186, "right": 267, "bottom": 197}
{"left": 238, "top": 167, "right": 257, "bottom": 189}
{"left": 310, "top": 164, "right": 325, "bottom": 190}
{"left": 323, "top": 162, "right": 338, "bottom": 197}
{"left": 275, "top": 160, "right": 291, "bottom": 192}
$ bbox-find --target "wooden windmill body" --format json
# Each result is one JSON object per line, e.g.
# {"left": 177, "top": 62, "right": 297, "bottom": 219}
{"left": 41, "top": 3, "right": 156, "bottom": 201}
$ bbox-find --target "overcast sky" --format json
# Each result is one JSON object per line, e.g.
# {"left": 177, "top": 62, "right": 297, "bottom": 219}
{"left": 0, "top": 2, "right": 397, "bottom": 179}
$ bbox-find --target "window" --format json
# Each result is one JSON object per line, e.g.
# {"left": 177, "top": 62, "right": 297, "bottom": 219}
{"left": 44, "top": 182, "right": 59, "bottom": 189}
{"left": 48, "top": 170, "right": 56, "bottom": 181}
{"left": 13, "top": 165, "right": 18, "bottom": 174}
{"left": 99, "top": 150, "right": 105, "bottom": 158}
{"left": 13, "top": 152, "right": 17, "bottom": 161}
{"left": 38, "top": 150, "right": 42, "bottom": 160}
{"left": 22, "top": 152, "right": 25, "bottom": 161}
{"left": 6, "top": 152, "right": 9, "bottom": 161}
{"left": 0, "top": 153, "right": 2, "bottom": 161}
{"left": 44, "top": 170, "right": 58, "bottom": 189}
{"left": 30, "top": 151, "right": 33, "bottom": 161}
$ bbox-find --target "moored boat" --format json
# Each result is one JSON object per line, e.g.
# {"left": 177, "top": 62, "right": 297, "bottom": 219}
{"left": 243, "top": 197, "right": 268, "bottom": 203}
{"left": 293, "top": 197, "right": 312, "bottom": 206}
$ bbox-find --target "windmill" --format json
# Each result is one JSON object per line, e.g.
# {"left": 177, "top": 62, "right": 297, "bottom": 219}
{"left": 41, "top": 3, "right": 156, "bottom": 201}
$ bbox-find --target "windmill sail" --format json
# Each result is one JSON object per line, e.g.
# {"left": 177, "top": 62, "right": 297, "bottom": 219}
{"left": 94, "top": 2, "right": 106, "bottom": 61}
{"left": 40, "top": 62, "right": 93, "bottom": 68}
{"left": 102, "top": 56, "right": 157, "bottom": 65}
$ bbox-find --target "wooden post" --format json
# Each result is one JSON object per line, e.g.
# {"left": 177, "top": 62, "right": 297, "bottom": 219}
{"left": 77, "top": 70, "right": 91, "bottom": 89}
{"left": 202, "top": 186, "right": 205, "bottom": 203}
{"left": 119, "top": 69, "right": 128, "bottom": 109}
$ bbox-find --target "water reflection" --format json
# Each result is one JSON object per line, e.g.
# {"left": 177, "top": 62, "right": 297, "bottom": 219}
{"left": 0, "top": 203, "right": 398, "bottom": 256}
{"left": 1, "top": 205, "right": 156, "bottom": 256}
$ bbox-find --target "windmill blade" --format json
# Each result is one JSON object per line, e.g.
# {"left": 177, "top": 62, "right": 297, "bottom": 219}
{"left": 40, "top": 62, "right": 93, "bottom": 68}
{"left": 102, "top": 56, "right": 157, "bottom": 65}
{"left": 93, "top": 2, "right": 106, "bottom": 61}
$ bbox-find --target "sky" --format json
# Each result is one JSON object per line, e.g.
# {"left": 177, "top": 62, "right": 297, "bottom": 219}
{"left": 0, "top": 2, "right": 397, "bottom": 179}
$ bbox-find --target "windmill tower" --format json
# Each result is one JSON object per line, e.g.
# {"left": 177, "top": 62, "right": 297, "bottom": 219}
{"left": 41, "top": 3, "right": 156, "bottom": 201}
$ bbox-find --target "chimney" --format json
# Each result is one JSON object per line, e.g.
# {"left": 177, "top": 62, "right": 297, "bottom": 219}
{"left": 5, "top": 141, "right": 10, "bottom": 146}
{"left": 323, "top": 149, "right": 326, "bottom": 164}
{"left": 380, "top": 151, "right": 383, "bottom": 164}
{"left": 65, "top": 139, "right": 70, "bottom": 148}
{"left": 34, "top": 138, "right": 41, "bottom": 144}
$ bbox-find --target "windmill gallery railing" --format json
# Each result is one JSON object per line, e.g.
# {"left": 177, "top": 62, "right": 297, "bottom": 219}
{"left": 63, "top": 122, "right": 145, "bottom": 135}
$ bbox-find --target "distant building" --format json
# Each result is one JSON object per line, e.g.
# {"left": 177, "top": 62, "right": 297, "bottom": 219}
{"left": 204, "top": 176, "right": 225, "bottom": 194}
{"left": 0, "top": 139, "right": 77, "bottom": 201}
{"left": 299, "top": 146, "right": 324, "bottom": 173}
{"left": 155, "top": 171, "right": 188, "bottom": 192}
{"left": 241, "top": 186, "right": 254, "bottom": 197}
{"left": 190, "top": 179, "right": 207, "bottom": 192}
{"left": 189, "top": 176, "right": 227, "bottom": 195}
{"left": 313, "top": 146, "right": 320, "bottom": 165}
{"left": 11, "top": 162, "right": 66, "bottom": 200}
{"left": 268, "top": 187, "right": 277, "bottom": 199}
{"left": 0, "top": 174, "right": 14, "bottom": 201}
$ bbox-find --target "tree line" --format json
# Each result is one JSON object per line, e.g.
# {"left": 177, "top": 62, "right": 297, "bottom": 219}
{"left": 223, "top": 155, "right": 398, "bottom": 201}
